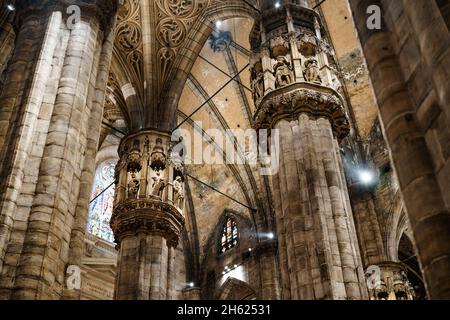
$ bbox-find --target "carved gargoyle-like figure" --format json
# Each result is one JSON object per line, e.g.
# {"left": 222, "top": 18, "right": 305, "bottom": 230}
{"left": 273, "top": 56, "right": 293, "bottom": 88}
{"left": 127, "top": 173, "right": 140, "bottom": 199}
{"left": 304, "top": 59, "right": 322, "bottom": 83}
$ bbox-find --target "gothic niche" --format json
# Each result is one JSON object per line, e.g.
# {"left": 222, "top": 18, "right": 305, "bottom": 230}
{"left": 127, "top": 139, "right": 142, "bottom": 173}
{"left": 115, "top": 132, "right": 186, "bottom": 213}
{"left": 209, "top": 30, "right": 232, "bottom": 52}
{"left": 298, "top": 33, "right": 318, "bottom": 57}
{"left": 270, "top": 36, "right": 290, "bottom": 57}
{"left": 151, "top": 138, "right": 167, "bottom": 171}
{"left": 273, "top": 56, "right": 293, "bottom": 88}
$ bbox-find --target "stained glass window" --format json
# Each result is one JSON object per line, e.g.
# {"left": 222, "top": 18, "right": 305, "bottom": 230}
{"left": 220, "top": 216, "right": 238, "bottom": 253}
{"left": 87, "top": 160, "right": 116, "bottom": 243}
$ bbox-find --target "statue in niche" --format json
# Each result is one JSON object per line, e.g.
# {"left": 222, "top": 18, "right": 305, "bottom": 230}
{"left": 251, "top": 69, "right": 264, "bottom": 101}
{"left": 304, "top": 59, "right": 322, "bottom": 83}
{"left": 152, "top": 176, "right": 166, "bottom": 198}
{"left": 173, "top": 176, "right": 185, "bottom": 210}
{"left": 273, "top": 56, "right": 293, "bottom": 88}
{"left": 127, "top": 173, "right": 140, "bottom": 199}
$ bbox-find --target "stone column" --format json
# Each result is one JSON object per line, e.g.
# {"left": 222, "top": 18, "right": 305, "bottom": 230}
{"left": 0, "top": 8, "right": 54, "bottom": 272}
{"left": 349, "top": 0, "right": 450, "bottom": 300}
{"left": 182, "top": 287, "right": 202, "bottom": 300}
{"left": 251, "top": 1, "right": 368, "bottom": 300}
{"left": 0, "top": 0, "right": 118, "bottom": 300}
{"left": 62, "top": 16, "right": 118, "bottom": 301}
{"left": 401, "top": 0, "right": 450, "bottom": 127}
{"left": 254, "top": 240, "right": 281, "bottom": 300}
{"left": 350, "top": 187, "right": 417, "bottom": 300}
{"left": 110, "top": 131, "right": 185, "bottom": 300}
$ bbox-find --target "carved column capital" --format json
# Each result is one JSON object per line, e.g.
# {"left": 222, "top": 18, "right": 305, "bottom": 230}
{"left": 110, "top": 198, "right": 185, "bottom": 248}
{"left": 15, "top": 0, "right": 119, "bottom": 32}
{"left": 254, "top": 82, "right": 350, "bottom": 140}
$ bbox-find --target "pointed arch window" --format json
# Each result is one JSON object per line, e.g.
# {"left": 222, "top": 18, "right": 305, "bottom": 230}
{"left": 220, "top": 216, "right": 238, "bottom": 253}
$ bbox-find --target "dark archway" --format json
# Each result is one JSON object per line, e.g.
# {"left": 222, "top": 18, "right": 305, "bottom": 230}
{"left": 398, "top": 233, "right": 426, "bottom": 300}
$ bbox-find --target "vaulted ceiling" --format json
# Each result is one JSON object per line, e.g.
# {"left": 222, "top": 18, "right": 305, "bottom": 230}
{"left": 102, "top": 0, "right": 379, "bottom": 256}
{"left": 104, "top": 1, "right": 271, "bottom": 257}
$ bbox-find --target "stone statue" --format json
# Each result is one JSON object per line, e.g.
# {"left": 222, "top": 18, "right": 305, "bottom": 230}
{"left": 173, "top": 176, "right": 185, "bottom": 209}
{"left": 304, "top": 59, "right": 321, "bottom": 83}
{"left": 152, "top": 177, "right": 166, "bottom": 198}
{"left": 273, "top": 56, "right": 293, "bottom": 88}
{"left": 251, "top": 69, "right": 264, "bottom": 101}
{"left": 127, "top": 173, "right": 140, "bottom": 199}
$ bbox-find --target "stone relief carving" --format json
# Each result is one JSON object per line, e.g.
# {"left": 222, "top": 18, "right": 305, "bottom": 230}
{"left": 254, "top": 86, "right": 350, "bottom": 140}
{"left": 111, "top": 132, "right": 186, "bottom": 246}
{"left": 115, "top": 0, "right": 143, "bottom": 86}
{"left": 154, "top": 0, "right": 211, "bottom": 85}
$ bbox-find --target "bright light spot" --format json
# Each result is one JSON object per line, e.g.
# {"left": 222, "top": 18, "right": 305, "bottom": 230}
{"left": 248, "top": 248, "right": 253, "bottom": 252}
{"left": 359, "top": 170, "right": 375, "bottom": 185}
{"left": 268, "top": 232, "right": 275, "bottom": 240}
{"left": 220, "top": 266, "right": 247, "bottom": 286}
{"left": 188, "top": 282, "right": 194, "bottom": 288}
{"left": 215, "top": 20, "right": 222, "bottom": 28}
{"left": 7, "top": 4, "right": 15, "bottom": 11}
{"left": 275, "top": 2, "right": 281, "bottom": 9}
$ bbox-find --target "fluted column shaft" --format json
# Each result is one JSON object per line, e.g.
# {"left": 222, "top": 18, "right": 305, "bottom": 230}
{"left": 62, "top": 16, "right": 117, "bottom": 301}
{"left": 12, "top": 15, "right": 102, "bottom": 300}
{"left": 0, "top": 1, "right": 118, "bottom": 299}
{"left": 0, "top": 14, "right": 52, "bottom": 277}
{"left": 271, "top": 115, "right": 367, "bottom": 299}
